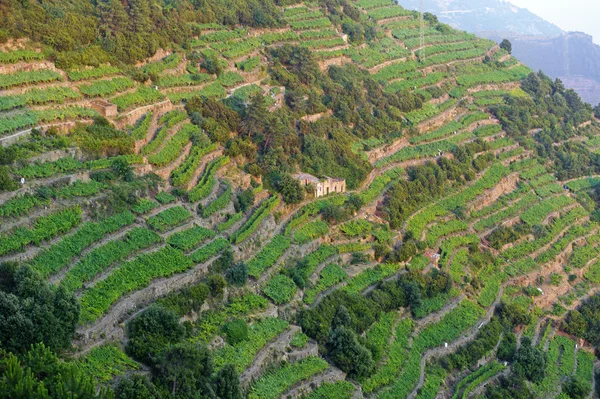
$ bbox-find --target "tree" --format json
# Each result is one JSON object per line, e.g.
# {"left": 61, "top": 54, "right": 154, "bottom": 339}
{"left": 114, "top": 375, "right": 162, "bottom": 399}
{"left": 327, "top": 326, "right": 374, "bottom": 378}
{"left": 512, "top": 337, "right": 546, "bottom": 383}
{"left": 0, "top": 264, "right": 79, "bottom": 354}
{"left": 234, "top": 188, "right": 255, "bottom": 213}
{"left": 222, "top": 319, "right": 248, "bottom": 345}
{"left": 0, "top": 343, "right": 112, "bottom": 399}
{"left": 562, "top": 376, "right": 591, "bottom": 399}
{"left": 0, "top": 167, "right": 17, "bottom": 191}
{"left": 214, "top": 364, "right": 243, "bottom": 399}
{"left": 500, "top": 39, "right": 512, "bottom": 54}
{"left": 153, "top": 342, "right": 214, "bottom": 398}
{"left": 225, "top": 263, "right": 248, "bottom": 286}
{"left": 126, "top": 305, "right": 185, "bottom": 364}
{"left": 276, "top": 174, "right": 305, "bottom": 204}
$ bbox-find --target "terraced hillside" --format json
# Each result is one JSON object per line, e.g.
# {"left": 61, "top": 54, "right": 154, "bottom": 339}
{"left": 1, "top": 0, "right": 600, "bottom": 398}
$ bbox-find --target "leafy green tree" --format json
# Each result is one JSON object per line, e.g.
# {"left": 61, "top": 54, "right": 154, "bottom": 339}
{"left": 234, "top": 188, "right": 255, "bottom": 213}
{"left": 126, "top": 305, "right": 185, "bottom": 364}
{"left": 115, "top": 375, "right": 162, "bottom": 399}
{"left": 0, "top": 264, "right": 79, "bottom": 354}
{"left": 327, "top": 326, "right": 374, "bottom": 378}
{"left": 222, "top": 319, "right": 248, "bottom": 345}
{"left": 276, "top": 174, "right": 304, "bottom": 204}
{"left": 563, "top": 376, "right": 591, "bottom": 399}
{"left": 225, "top": 263, "right": 248, "bottom": 286}
{"left": 153, "top": 342, "right": 214, "bottom": 398}
{"left": 512, "top": 337, "right": 546, "bottom": 383}
{"left": 0, "top": 343, "right": 111, "bottom": 399}
{"left": 0, "top": 167, "right": 17, "bottom": 192}
{"left": 214, "top": 364, "right": 243, "bottom": 399}
{"left": 500, "top": 39, "right": 512, "bottom": 54}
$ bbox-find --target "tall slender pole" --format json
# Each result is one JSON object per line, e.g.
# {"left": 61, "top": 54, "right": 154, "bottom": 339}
{"left": 419, "top": 0, "right": 425, "bottom": 60}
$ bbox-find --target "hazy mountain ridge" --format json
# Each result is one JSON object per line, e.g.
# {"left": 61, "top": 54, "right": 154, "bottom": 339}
{"left": 397, "top": 0, "right": 563, "bottom": 37}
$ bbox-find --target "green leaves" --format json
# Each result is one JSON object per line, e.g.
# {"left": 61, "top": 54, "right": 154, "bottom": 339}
{"left": 147, "top": 206, "right": 192, "bottom": 232}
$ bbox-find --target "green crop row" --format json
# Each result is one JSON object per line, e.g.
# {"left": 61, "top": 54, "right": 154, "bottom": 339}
{"left": 0, "top": 194, "right": 50, "bottom": 219}
{"left": 419, "top": 47, "right": 488, "bottom": 68}
{"left": 188, "top": 156, "right": 230, "bottom": 202}
{"left": 216, "top": 71, "right": 245, "bottom": 87}
{"left": 386, "top": 72, "right": 446, "bottom": 94}
{"left": 0, "top": 69, "right": 62, "bottom": 89}
{"left": 409, "top": 121, "right": 462, "bottom": 144}
{"left": 474, "top": 192, "right": 538, "bottom": 232}
{"left": 236, "top": 56, "right": 260, "bottom": 72}
{"left": 359, "top": 167, "right": 404, "bottom": 203}
{"left": 440, "top": 234, "right": 480, "bottom": 267}
{"left": 263, "top": 274, "right": 297, "bottom": 304}
{"left": 68, "top": 65, "right": 121, "bottom": 81}
{"left": 456, "top": 65, "right": 531, "bottom": 87}
{"left": 141, "top": 126, "right": 168, "bottom": 155}
{"left": 503, "top": 206, "right": 587, "bottom": 262}
{"left": 376, "top": 131, "right": 473, "bottom": 167}
{"left": 30, "top": 211, "right": 135, "bottom": 277}
{"left": 111, "top": 86, "right": 165, "bottom": 111}
{"left": 141, "top": 54, "right": 181, "bottom": 74}
{"left": 300, "top": 37, "right": 346, "bottom": 49}
{"left": 295, "top": 245, "right": 339, "bottom": 281}
{"left": 202, "top": 181, "right": 232, "bottom": 217}
{"left": 520, "top": 195, "right": 575, "bottom": 225}
{"left": 306, "top": 381, "right": 355, "bottom": 399}
{"left": 166, "top": 225, "right": 215, "bottom": 251}
{"left": 340, "top": 219, "right": 372, "bottom": 237}
{"left": 214, "top": 317, "right": 290, "bottom": 372}
{"left": 293, "top": 219, "right": 329, "bottom": 244}
{"left": 79, "top": 246, "right": 193, "bottom": 323}
{"left": 366, "top": 312, "right": 397, "bottom": 363}
{"left": 78, "top": 77, "right": 135, "bottom": 97}
{"left": 217, "top": 212, "right": 243, "bottom": 233}
{"left": 355, "top": 0, "right": 395, "bottom": 9}
{"left": 248, "top": 356, "right": 329, "bottom": 399}
{"left": 404, "top": 32, "right": 475, "bottom": 49}
{"left": 0, "top": 49, "right": 44, "bottom": 64}
{"left": 171, "top": 142, "right": 218, "bottom": 187}
{"left": 303, "top": 264, "right": 347, "bottom": 305}
{"left": 15, "top": 155, "right": 141, "bottom": 178}
{"left": 189, "top": 237, "right": 230, "bottom": 263}
{"left": 156, "top": 73, "right": 211, "bottom": 88}
{"left": 247, "top": 234, "right": 291, "bottom": 278}
{"left": 60, "top": 227, "right": 161, "bottom": 293}
{"left": 367, "top": 6, "right": 412, "bottom": 20}
{"left": 130, "top": 112, "right": 153, "bottom": 140}
{"left": 372, "top": 60, "right": 418, "bottom": 81}
{"left": 132, "top": 199, "right": 159, "bottom": 215}
{"left": 147, "top": 124, "right": 197, "bottom": 167}
{"left": 284, "top": 195, "right": 346, "bottom": 236}
{"left": 0, "top": 86, "right": 81, "bottom": 111}
{"left": 361, "top": 318, "right": 414, "bottom": 393}
{"left": 567, "top": 177, "right": 600, "bottom": 192}
{"left": 426, "top": 220, "right": 468, "bottom": 247}
{"left": 147, "top": 206, "right": 192, "bottom": 232}
{"left": 192, "top": 292, "right": 267, "bottom": 342}
{"left": 452, "top": 361, "right": 505, "bottom": 399}
{"left": 290, "top": 17, "right": 331, "bottom": 30}
{"left": 52, "top": 180, "right": 106, "bottom": 199}
{"left": 230, "top": 195, "right": 280, "bottom": 244}
{"left": 76, "top": 344, "right": 138, "bottom": 383}
{"left": 380, "top": 301, "right": 484, "bottom": 399}
{"left": 404, "top": 99, "right": 456, "bottom": 125}
{"left": 0, "top": 207, "right": 83, "bottom": 257}
{"left": 344, "top": 263, "right": 401, "bottom": 294}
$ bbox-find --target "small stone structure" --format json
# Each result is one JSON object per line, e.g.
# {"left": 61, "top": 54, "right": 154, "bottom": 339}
{"left": 292, "top": 172, "right": 346, "bottom": 198}
{"left": 91, "top": 99, "right": 118, "bottom": 117}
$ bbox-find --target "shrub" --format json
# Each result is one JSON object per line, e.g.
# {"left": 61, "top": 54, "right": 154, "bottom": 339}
{"left": 223, "top": 319, "right": 249, "bottom": 345}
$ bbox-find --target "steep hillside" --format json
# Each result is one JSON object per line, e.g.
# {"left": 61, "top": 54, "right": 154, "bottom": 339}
{"left": 0, "top": 1, "right": 600, "bottom": 399}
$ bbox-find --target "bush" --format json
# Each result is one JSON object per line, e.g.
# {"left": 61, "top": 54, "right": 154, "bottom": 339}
{"left": 126, "top": 305, "right": 185, "bottom": 365}
{"left": 223, "top": 319, "right": 249, "bottom": 345}
{"left": 226, "top": 263, "right": 248, "bottom": 286}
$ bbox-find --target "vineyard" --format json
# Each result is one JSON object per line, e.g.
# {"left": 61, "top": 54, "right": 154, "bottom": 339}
{"left": 0, "top": 1, "right": 598, "bottom": 399}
